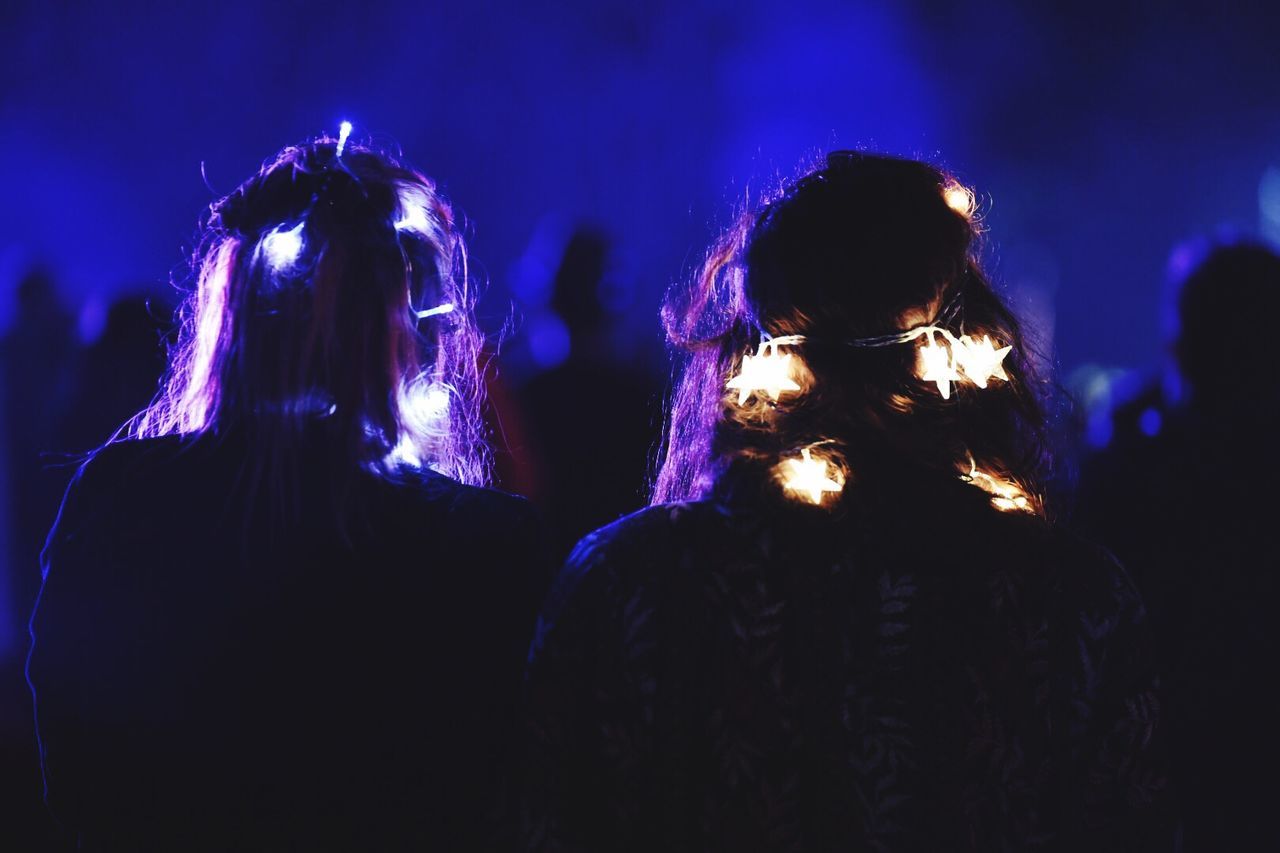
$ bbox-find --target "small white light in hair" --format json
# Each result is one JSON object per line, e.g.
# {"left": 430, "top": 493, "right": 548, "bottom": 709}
{"left": 395, "top": 206, "right": 431, "bottom": 235}
{"left": 781, "top": 447, "right": 845, "bottom": 505}
{"left": 261, "top": 221, "right": 305, "bottom": 270}
{"left": 336, "top": 121, "right": 353, "bottom": 157}
{"left": 943, "top": 181, "right": 975, "bottom": 218}
{"left": 415, "top": 302, "right": 455, "bottom": 320}
{"left": 390, "top": 381, "right": 453, "bottom": 467}
{"left": 409, "top": 382, "right": 451, "bottom": 420}
{"left": 395, "top": 186, "right": 434, "bottom": 235}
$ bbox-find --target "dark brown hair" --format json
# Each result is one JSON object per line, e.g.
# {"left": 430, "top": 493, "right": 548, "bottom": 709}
{"left": 653, "top": 152, "right": 1050, "bottom": 509}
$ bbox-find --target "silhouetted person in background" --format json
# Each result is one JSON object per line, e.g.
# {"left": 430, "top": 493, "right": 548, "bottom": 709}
{"left": 2, "top": 292, "right": 171, "bottom": 852}
{"left": 1, "top": 269, "right": 76, "bottom": 646}
{"left": 54, "top": 295, "right": 172, "bottom": 457}
{"left": 0, "top": 268, "right": 76, "bottom": 853}
{"left": 1078, "top": 238, "right": 1280, "bottom": 851}
{"left": 524, "top": 154, "right": 1173, "bottom": 852}
{"left": 516, "top": 229, "right": 661, "bottom": 562}
{"left": 27, "top": 137, "right": 546, "bottom": 851}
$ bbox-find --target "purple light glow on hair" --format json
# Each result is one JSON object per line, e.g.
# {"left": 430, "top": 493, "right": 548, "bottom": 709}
{"left": 133, "top": 137, "right": 491, "bottom": 486}
{"left": 159, "top": 239, "right": 235, "bottom": 435}
{"left": 651, "top": 212, "right": 757, "bottom": 503}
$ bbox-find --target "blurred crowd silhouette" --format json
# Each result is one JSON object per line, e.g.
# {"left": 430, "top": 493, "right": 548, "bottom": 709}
{"left": 2, "top": 227, "right": 1278, "bottom": 848}
{"left": 511, "top": 229, "right": 662, "bottom": 562}
{"left": 0, "top": 271, "right": 175, "bottom": 847}
{"left": 1075, "top": 238, "right": 1280, "bottom": 850}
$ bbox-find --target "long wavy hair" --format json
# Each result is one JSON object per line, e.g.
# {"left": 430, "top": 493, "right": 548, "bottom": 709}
{"left": 653, "top": 152, "right": 1050, "bottom": 511}
{"left": 133, "top": 137, "right": 491, "bottom": 487}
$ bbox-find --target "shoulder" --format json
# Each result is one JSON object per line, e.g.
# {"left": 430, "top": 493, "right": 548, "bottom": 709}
{"left": 393, "top": 471, "right": 549, "bottom": 585}
{"left": 449, "top": 479, "right": 540, "bottom": 528}
{"left": 73, "top": 435, "right": 194, "bottom": 482}
{"left": 1048, "top": 527, "right": 1139, "bottom": 597}
{"left": 393, "top": 468, "right": 541, "bottom": 537}
{"left": 960, "top": 500, "right": 1143, "bottom": 620}
{"left": 449, "top": 481, "right": 545, "bottom": 564}
{"left": 535, "top": 501, "right": 723, "bottom": 629}
{"left": 47, "top": 436, "right": 197, "bottom": 530}
{"left": 565, "top": 500, "right": 724, "bottom": 578}
{"left": 1039, "top": 525, "right": 1148, "bottom": 645}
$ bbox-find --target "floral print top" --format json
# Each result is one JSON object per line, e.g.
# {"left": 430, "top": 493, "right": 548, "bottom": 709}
{"left": 524, "top": 476, "right": 1173, "bottom": 852}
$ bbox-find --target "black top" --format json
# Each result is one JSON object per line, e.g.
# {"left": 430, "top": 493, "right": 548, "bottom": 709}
{"left": 28, "top": 431, "right": 547, "bottom": 851}
{"left": 523, "top": 472, "right": 1174, "bottom": 852}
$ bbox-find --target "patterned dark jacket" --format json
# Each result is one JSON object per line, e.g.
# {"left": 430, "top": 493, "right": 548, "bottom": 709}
{"left": 524, "top": 472, "right": 1173, "bottom": 852}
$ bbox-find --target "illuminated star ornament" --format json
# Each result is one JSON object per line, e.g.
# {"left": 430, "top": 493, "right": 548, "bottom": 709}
{"left": 727, "top": 335, "right": 805, "bottom": 406}
{"left": 782, "top": 447, "right": 845, "bottom": 505}
{"left": 910, "top": 327, "right": 1012, "bottom": 398}
{"left": 917, "top": 330, "right": 963, "bottom": 399}
{"left": 846, "top": 293, "right": 1012, "bottom": 399}
{"left": 952, "top": 334, "right": 1011, "bottom": 388}
{"left": 962, "top": 457, "right": 1034, "bottom": 513}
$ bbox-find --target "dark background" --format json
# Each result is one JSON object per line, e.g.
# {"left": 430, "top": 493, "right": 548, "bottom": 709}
{"left": 2, "top": 0, "right": 1279, "bottom": 845}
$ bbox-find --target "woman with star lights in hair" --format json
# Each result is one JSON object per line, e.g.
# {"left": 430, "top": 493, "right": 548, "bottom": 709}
{"left": 27, "top": 131, "right": 546, "bottom": 850}
{"left": 523, "top": 153, "right": 1174, "bottom": 852}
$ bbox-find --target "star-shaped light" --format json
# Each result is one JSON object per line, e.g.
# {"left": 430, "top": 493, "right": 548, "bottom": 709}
{"left": 727, "top": 349, "right": 801, "bottom": 406}
{"left": 782, "top": 447, "right": 844, "bottom": 505}
{"left": 954, "top": 334, "right": 1011, "bottom": 389}
{"left": 963, "top": 460, "right": 1033, "bottom": 513}
{"left": 917, "top": 332, "right": 961, "bottom": 399}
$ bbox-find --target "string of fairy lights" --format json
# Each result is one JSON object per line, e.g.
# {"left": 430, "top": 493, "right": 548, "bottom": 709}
{"left": 261, "top": 134, "right": 1031, "bottom": 510}
{"left": 726, "top": 180, "right": 1036, "bottom": 514}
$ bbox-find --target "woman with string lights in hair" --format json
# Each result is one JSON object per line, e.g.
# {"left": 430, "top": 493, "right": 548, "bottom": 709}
{"left": 523, "top": 153, "right": 1173, "bottom": 852}
{"left": 27, "top": 130, "right": 546, "bottom": 850}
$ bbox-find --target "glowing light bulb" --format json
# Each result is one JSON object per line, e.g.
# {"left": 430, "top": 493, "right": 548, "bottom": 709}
{"left": 395, "top": 186, "right": 434, "bottom": 235}
{"left": 336, "top": 121, "right": 353, "bottom": 157}
{"left": 781, "top": 447, "right": 845, "bottom": 505}
{"left": 726, "top": 338, "right": 804, "bottom": 405}
{"left": 406, "top": 382, "right": 451, "bottom": 421}
{"left": 953, "top": 334, "right": 1011, "bottom": 388}
{"left": 943, "top": 182, "right": 975, "bottom": 218}
{"left": 414, "top": 302, "right": 455, "bottom": 319}
{"left": 917, "top": 331, "right": 961, "bottom": 399}
{"left": 390, "top": 381, "right": 452, "bottom": 466}
{"left": 261, "top": 221, "right": 305, "bottom": 270}
{"left": 395, "top": 204, "right": 431, "bottom": 235}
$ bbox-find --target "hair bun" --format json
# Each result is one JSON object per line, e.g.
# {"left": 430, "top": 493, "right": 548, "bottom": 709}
{"left": 312, "top": 164, "right": 394, "bottom": 232}
{"left": 211, "top": 164, "right": 323, "bottom": 235}
{"left": 210, "top": 142, "right": 394, "bottom": 237}
{"left": 825, "top": 150, "right": 867, "bottom": 169}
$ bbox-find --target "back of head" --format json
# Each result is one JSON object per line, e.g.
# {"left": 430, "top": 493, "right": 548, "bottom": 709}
{"left": 655, "top": 152, "right": 1048, "bottom": 514}
{"left": 1168, "top": 238, "right": 1280, "bottom": 408}
{"left": 134, "top": 137, "right": 490, "bottom": 486}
